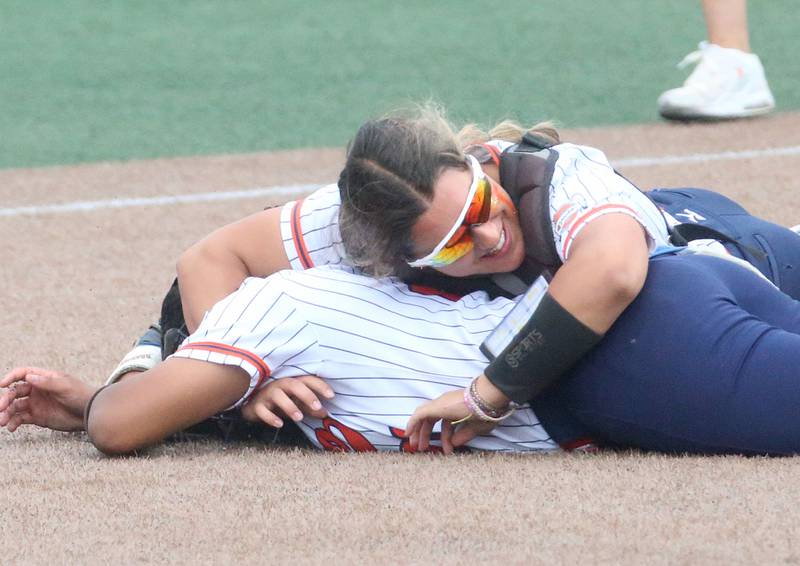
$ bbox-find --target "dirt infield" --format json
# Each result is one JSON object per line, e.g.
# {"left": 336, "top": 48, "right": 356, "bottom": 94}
{"left": 3, "top": 113, "right": 800, "bottom": 565}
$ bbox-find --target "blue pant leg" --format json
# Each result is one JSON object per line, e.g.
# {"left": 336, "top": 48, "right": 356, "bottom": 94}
{"left": 553, "top": 254, "right": 800, "bottom": 455}
{"left": 647, "top": 188, "right": 800, "bottom": 298}
{"left": 734, "top": 216, "right": 800, "bottom": 298}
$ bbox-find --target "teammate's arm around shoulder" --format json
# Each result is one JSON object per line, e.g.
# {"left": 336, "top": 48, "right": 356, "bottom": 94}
{"left": 177, "top": 207, "right": 289, "bottom": 332}
{"left": 475, "top": 212, "right": 649, "bottom": 407}
{"left": 549, "top": 213, "right": 650, "bottom": 334}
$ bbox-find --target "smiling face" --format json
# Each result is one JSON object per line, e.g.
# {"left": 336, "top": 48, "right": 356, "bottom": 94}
{"left": 409, "top": 162, "right": 526, "bottom": 277}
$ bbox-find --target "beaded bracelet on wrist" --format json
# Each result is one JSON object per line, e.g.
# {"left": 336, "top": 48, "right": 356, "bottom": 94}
{"left": 462, "top": 377, "right": 515, "bottom": 423}
{"left": 469, "top": 378, "right": 508, "bottom": 419}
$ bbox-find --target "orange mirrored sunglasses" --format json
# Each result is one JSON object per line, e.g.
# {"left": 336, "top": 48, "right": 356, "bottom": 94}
{"left": 408, "top": 155, "right": 494, "bottom": 268}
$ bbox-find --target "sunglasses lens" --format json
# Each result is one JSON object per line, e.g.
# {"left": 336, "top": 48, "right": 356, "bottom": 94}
{"left": 431, "top": 240, "right": 474, "bottom": 266}
{"left": 432, "top": 178, "right": 495, "bottom": 265}
{"left": 465, "top": 178, "right": 492, "bottom": 225}
{"left": 444, "top": 225, "right": 469, "bottom": 249}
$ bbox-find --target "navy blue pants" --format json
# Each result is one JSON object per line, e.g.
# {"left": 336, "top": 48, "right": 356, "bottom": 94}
{"left": 535, "top": 253, "right": 800, "bottom": 455}
{"left": 532, "top": 187, "right": 800, "bottom": 454}
{"left": 647, "top": 188, "right": 800, "bottom": 298}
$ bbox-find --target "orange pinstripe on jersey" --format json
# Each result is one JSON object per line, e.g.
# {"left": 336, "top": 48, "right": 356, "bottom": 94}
{"left": 290, "top": 199, "right": 314, "bottom": 269}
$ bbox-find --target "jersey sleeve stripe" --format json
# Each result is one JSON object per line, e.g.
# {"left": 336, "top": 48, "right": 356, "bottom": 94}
{"left": 177, "top": 341, "right": 272, "bottom": 388}
{"left": 560, "top": 203, "right": 640, "bottom": 258}
{"left": 553, "top": 203, "right": 578, "bottom": 226}
{"left": 482, "top": 143, "right": 501, "bottom": 166}
{"left": 290, "top": 198, "right": 314, "bottom": 269}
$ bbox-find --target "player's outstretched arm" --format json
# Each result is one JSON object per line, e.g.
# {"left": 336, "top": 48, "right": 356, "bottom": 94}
{"left": 0, "top": 367, "right": 96, "bottom": 433}
{"left": 2, "top": 359, "right": 251, "bottom": 456}
{"left": 241, "top": 376, "right": 334, "bottom": 428}
{"left": 86, "top": 357, "right": 250, "bottom": 455}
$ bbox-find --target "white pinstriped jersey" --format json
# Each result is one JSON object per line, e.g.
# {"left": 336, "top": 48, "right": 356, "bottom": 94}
{"left": 172, "top": 266, "right": 559, "bottom": 453}
{"left": 280, "top": 183, "right": 349, "bottom": 271}
{"left": 543, "top": 143, "right": 670, "bottom": 260}
{"left": 279, "top": 143, "right": 673, "bottom": 270}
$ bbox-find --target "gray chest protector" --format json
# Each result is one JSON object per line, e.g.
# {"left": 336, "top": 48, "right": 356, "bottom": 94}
{"left": 492, "top": 133, "right": 562, "bottom": 283}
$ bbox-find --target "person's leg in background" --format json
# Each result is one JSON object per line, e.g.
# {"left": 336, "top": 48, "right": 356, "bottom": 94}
{"left": 703, "top": 0, "right": 751, "bottom": 51}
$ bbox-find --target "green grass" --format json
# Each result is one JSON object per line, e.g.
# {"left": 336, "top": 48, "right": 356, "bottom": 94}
{"left": 1, "top": 1, "right": 797, "bottom": 168}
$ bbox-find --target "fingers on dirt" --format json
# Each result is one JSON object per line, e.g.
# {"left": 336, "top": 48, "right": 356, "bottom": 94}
{"left": 440, "top": 420, "right": 454, "bottom": 455}
{"left": 1, "top": 367, "right": 56, "bottom": 388}
{"left": 7, "top": 412, "right": 32, "bottom": 433}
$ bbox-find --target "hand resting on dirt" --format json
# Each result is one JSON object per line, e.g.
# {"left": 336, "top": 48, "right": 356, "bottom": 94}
{"left": 0, "top": 367, "right": 96, "bottom": 432}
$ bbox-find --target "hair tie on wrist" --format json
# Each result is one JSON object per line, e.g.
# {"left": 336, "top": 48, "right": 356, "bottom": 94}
{"left": 83, "top": 384, "right": 112, "bottom": 432}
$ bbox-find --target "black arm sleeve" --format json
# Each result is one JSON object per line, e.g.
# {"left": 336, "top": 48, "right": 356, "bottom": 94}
{"left": 483, "top": 292, "right": 602, "bottom": 404}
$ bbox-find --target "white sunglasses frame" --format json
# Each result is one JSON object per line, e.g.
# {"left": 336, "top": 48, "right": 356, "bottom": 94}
{"left": 407, "top": 154, "right": 486, "bottom": 268}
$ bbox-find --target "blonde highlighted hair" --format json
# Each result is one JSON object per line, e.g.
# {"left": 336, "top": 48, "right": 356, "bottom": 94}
{"left": 396, "top": 101, "right": 560, "bottom": 155}
{"left": 457, "top": 118, "right": 560, "bottom": 148}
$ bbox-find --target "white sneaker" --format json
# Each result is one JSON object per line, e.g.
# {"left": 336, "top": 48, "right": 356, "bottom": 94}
{"left": 658, "top": 42, "right": 775, "bottom": 120}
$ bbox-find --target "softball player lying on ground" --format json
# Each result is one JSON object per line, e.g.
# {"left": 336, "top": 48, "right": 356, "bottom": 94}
{"left": 130, "top": 104, "right": 800, "bottom": 445}
{"left": 6, "top": 105, "right": 800, "bottom": 454}
{"left": 4, "top": 249, "right": 800, "bottom": 456}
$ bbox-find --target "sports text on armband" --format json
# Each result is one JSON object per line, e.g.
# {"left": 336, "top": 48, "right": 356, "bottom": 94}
{"left": 504, "top": 328, "right": 544, "bottom": 368}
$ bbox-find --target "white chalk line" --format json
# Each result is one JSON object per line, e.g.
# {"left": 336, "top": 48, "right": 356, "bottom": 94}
{"left": 2, "top": 145, "right": 800, "bottom": 218}
{"left": 0, "top": 184, "right": 321, "bottom": 218}
{"left": 613, "top": 144, "right": 800, "bottom": 168}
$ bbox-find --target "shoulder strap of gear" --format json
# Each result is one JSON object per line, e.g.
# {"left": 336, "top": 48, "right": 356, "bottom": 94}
{"left": 670, "top": 223, "right": 766, "bottom": 260}
{"left": 499, "top": 141, "right": 562, "bottom": 277}
{"left": 521, "top": 131, "right": 555, "bottom": 150}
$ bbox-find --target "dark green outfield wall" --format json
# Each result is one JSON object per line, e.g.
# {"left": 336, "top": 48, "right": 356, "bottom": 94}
{"left": 1, "top": 1, "right": 796, "bottom": 168}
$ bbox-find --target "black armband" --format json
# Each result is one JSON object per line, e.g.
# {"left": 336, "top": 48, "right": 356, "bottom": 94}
{"left": 482, "top": 292, "right": 602, "bottom": 404}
